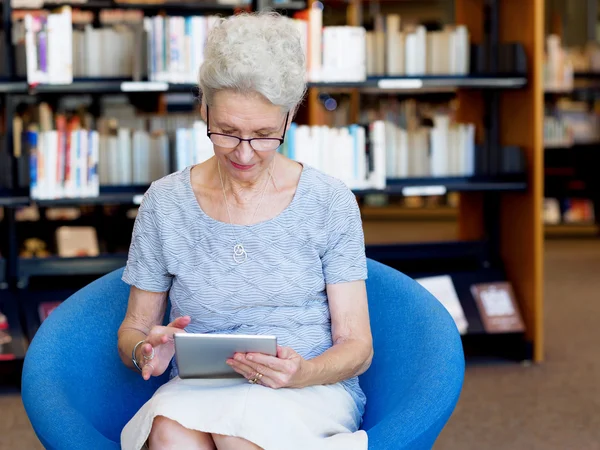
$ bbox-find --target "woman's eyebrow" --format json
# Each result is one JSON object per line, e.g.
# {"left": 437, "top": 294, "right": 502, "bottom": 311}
{"left": 214, "top": 121, "right": 279, "bottom": 133}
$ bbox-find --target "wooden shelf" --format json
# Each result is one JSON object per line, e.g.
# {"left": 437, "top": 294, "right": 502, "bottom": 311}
{"left": 545, "top": 223, "right": 599, "bottom": 238}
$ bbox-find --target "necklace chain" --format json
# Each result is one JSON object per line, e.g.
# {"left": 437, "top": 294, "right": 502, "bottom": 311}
{"left": 217, "top": 158, "right": 275, "bottom": 264}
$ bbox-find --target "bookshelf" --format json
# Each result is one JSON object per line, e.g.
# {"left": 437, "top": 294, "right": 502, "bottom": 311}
{"left": 302, "top": 0, "right": 544, "bottom": 362}
{"left": 542, "top": 35, "right": 600, "bottom": 233}
{"left": 0, "top": 0, "right": 545, "bottom": 364}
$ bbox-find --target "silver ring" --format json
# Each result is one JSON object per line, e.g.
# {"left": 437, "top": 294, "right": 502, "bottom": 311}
{"left": 143, "top": 346, "right": 155, "bottom": 361}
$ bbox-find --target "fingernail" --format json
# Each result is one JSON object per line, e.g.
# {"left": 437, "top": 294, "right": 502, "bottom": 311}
{"left": 235, "top": 355, "right": 242, "bottom": 361}
{"left": 226, "top": 361, "right": 232, "bottom": 366}
{"left": 247, "top": 355, "right": 253, "bottom": 361}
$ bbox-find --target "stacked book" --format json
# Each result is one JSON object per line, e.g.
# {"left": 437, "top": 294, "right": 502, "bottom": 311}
{"left": 367, "top": 14, "right": 470, "bottom": 77}
{"left": 10, "top": 101, "right": 178, "bottom": 199}
{"left": 11, "top": 6, "right": 74, "bottom": 84}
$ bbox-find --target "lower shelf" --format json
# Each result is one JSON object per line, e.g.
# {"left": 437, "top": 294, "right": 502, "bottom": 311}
{"left": 545, "top": 223, "right": 599, "bottom": 238}
{"left": 9, "top": 241, "right": 532, "bottom": 362}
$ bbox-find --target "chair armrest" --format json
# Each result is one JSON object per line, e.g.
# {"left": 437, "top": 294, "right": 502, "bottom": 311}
{"left": 366, "top": 355, "right": 463, "bottom": 450}
{"left": 22, "top": 382, "right": 119, "bottom": 450}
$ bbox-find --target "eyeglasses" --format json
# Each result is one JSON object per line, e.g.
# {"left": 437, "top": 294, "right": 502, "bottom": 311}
{"left": 206, "top": 105, "right": 289, "bottom": 152}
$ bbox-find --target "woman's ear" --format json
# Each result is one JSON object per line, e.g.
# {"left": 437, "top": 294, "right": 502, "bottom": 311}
{"left": 200, "top": 102, "right": 207, "bottom": 122}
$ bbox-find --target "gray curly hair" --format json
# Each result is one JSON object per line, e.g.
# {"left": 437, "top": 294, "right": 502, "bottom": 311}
{"left": 198, "top": 12, "right": 307, "bottom": 113}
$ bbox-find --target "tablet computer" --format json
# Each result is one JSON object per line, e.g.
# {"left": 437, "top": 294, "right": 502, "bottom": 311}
{"left": 174, "top": 333, "right": 278, "bottom": 379}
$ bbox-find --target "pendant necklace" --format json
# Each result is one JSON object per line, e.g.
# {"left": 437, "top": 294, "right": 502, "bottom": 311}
{"left": 217, "top": 159, "right": 274, "bottom": 264}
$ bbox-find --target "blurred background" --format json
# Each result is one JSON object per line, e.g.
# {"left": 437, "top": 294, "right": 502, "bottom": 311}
{"left": 1, "top": 0, "right": 599, "bottom": 448}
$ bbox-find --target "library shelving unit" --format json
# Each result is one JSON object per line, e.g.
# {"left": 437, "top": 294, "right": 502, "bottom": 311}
{"left": 544, "top": 71, "right": 600, "bottom": 238}
{"left": 304, "top": 0, "right": 544, "bottom": 362}
{"left": 0, "top": 0, "right": 544, "bottom": 373}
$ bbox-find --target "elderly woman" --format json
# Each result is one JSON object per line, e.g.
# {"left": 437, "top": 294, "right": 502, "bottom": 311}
{"left": 117, "top": 11, "right": 373, "bottom": 450}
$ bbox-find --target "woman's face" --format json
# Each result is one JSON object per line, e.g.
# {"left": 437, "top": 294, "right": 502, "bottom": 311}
{"left": 204, "top": 90, "right": 289, "bottom": 185}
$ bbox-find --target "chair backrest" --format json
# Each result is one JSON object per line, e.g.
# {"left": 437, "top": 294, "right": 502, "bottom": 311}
{"left": 360, "top": 259, "right": 464, "bottom": 431}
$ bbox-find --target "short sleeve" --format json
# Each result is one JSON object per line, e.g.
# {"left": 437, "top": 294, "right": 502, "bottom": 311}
{"left": 122, "top": 186, "right": 173, "bottom": 292}
{"left": 321, "top": 187, "right": 368, "bottom": 284}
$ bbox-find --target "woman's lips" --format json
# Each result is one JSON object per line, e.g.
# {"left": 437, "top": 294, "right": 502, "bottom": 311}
{"left": 230, "top": 160, "right": 255, "bottom": 171}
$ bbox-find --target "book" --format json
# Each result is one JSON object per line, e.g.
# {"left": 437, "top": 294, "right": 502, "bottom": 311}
{"left": 415, "top": 275, "right": 469, "bottom": 335}
{"left": 470, "top": 282, "right": 525, "bottom": 334}
{"left": 366, "top": 15, "right": 470, "bottom": 77}
{"left": 56, "top": 226, "right": 100, "bottom": 257}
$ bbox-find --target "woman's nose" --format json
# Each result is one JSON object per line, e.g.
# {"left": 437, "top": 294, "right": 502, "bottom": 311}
{"left": 234, "top": 140, "right": 255, "bottom": 164}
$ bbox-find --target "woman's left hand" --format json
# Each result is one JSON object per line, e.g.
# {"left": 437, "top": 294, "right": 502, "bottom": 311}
{"left": 227, "top": 345, "right": 310, "bottom": 389}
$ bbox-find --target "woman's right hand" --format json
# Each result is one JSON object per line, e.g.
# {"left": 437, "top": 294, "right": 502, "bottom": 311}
{"left": 139, "top": 316, "right": 191, "bottom": 381}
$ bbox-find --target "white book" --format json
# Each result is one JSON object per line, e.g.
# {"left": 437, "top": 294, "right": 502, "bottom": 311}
{"left": 315, "top": 126, "right": 328, "bottom": 173}
{"left": 118, "top": 128, "right": 133, "bottom": 185}
{"left": 386, "top": 15, "right": 403, "bottom": 76}
{"left": 416, "top": 275, "right": 469, "bottom": 335}
{"left": 24, "top": 15, "right": 41, "bottom": 84}
{"left": 464, "top": 124, "right": 475, "bottom": 176}
{"left": 175, "top": 128, "right": 189, "bottom": 171}
{"left": 46, "top": 131, "right": 58, "bottom": 199}
{"left": 396, "top": 128, "right": 409, "bottom": 178}
{"left": 79, "top": 130, "right": 88, "bottom": 197}
{"left": 89, "top": 130, "right": 99, "bottom": 197}
{"left": 47, "top": 7, "right": 72, "bottom": 84}
{"left": 431, "top": 115, "right": 450, "bottom": 177}
{"left": 308, "top": 7, "right": 322, "bottom": 81}
{"left": 98, "top": 134, "right": 109, "bottom": 186}
{"left": 356, "top": 126, "right": 367, "bottom": 188}
{"left": 415, "top": 26, "right": 427, "bottom": 75}
{"left": 405, "top": 32, "right": 417, "bottom": 75}
{"left": 132, "top": 130, "right": 147, "bottom": 184}
{"left": 153, "top": 16, "right": 165, "bottom": 82}
{"left": 384, "top": 121, "right": 397, "bottom": 178}
{"left": 107, "top": 136, "right": 119, "bottom": 185}
{"left": 370, "top": 121, "right": 386, "bottom": 190}
{"left": 338, "top": 127, "right": 353, "bottom": 187}
{"left": 454, "top": 26, "right": 470, "bottom": 75}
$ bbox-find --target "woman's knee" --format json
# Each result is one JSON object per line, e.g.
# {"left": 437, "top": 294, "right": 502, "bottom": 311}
{"left": 212, "top": 434, "right": 263, "bottom": 450}
{"left": 149, "top": 415, "right": 215, "bottom": 450}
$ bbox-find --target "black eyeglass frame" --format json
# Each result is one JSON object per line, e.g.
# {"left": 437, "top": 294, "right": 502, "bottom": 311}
{"left": 206, "top": 105, "right": 290, "bottom": 151}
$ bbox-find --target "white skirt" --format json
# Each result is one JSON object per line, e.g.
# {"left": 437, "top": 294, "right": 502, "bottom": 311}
{"left": 121, "top": 376, "right": 368, "bottom": 450}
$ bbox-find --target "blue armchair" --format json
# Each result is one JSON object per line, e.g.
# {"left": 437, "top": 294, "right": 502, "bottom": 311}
{"left": 22, "top": 258, "right": 464, "bottom": 449}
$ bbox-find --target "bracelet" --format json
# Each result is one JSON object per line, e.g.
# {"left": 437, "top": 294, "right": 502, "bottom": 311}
{"left": 132, "top": 340, "right": 145, "bottom": 372}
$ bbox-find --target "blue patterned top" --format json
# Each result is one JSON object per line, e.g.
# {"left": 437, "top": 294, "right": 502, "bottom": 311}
{"left": 122, "top": 164, "right": 369, "bottom": 414}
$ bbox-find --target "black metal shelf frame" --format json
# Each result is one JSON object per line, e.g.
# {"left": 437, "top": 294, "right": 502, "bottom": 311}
{"left": 0, "top": 75, "right": 529, "bottom": 95}
{"left": 17, "top": 255, "right": 128, "bottom": 286}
